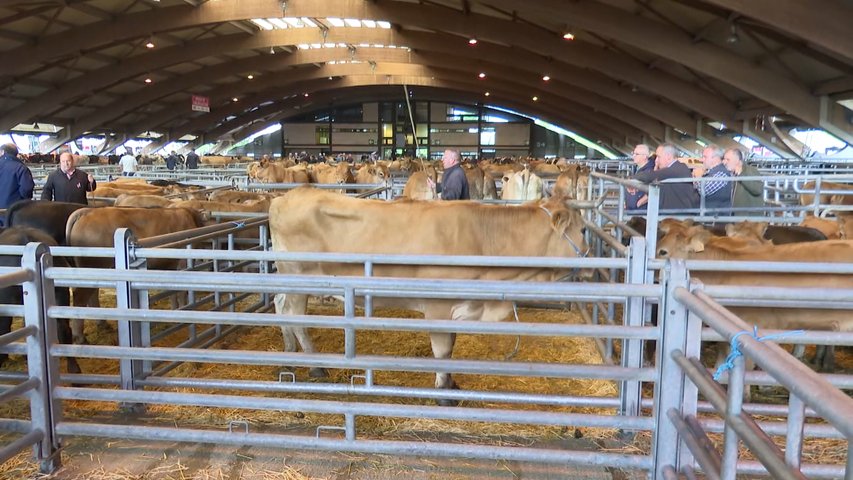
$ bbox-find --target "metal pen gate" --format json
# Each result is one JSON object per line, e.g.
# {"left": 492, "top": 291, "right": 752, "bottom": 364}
{"left": 0, "top": 215, "right": 852, "bottom": 478}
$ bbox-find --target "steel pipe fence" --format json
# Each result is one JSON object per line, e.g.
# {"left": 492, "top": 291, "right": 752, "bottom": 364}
{"left": 0, "top": 244, "right": 61, "bottom": 473}
{"left": 0, "top": 242, "right": 851, "bottom": 478}
{"left": 663, "top": 281, "right": 853, "bottom": 480}
{"left": 24, "top": 240, "right": 666, "bottom": 475}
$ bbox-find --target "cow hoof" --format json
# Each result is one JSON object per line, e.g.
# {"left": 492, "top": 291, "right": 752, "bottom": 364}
{"left": 308, "top": 367, "right": 329, "bottom": 379}
{"left": 436, "top": 381, "right": 460, "bottom": 406}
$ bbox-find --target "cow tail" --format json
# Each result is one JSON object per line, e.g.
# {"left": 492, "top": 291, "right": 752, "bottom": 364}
{"left": 65, "top": 208, "right": 90, "bottom": 245}
{"left": 5, "top": 199, "right": 29, "bottom": 227}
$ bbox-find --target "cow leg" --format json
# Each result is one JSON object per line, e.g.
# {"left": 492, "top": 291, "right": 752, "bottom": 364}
{"left": 56, "top": 319, "right": 81, "bottom": 375}
{"left": 70, "top": 287, "right": 97, "bottom": 345}
{"left": 54, "top": 287, "right": 82, "bottom": 375}
{"left": 274, "top": 293, "right": 326, "bottom": 378}
{"left": 0, "top": 316, "right": 11, "bottom": 368}
{"left": 429, "top": 332, "right": 458, "bottom": 406}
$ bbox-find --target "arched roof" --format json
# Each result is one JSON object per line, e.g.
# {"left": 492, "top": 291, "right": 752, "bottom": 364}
{"left": 0, "top": 0, "right": 850, "bottom": 157}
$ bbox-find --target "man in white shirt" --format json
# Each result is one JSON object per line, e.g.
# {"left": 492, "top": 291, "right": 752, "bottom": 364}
{"left": 119, "top": 152, "right": 138, "bottom": 176}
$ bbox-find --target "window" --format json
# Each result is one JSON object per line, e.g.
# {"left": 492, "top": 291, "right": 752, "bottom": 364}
{"left": 480, "top": 127, "right": 496, "bottom": 146}
{"left": 316, "top": 126, "right": 330, "bottom": 145}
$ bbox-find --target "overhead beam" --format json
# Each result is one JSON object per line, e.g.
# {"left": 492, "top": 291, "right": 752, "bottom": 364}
{"left": 130, "top": 69, "right": 634, "bottom": 148}
{"left": 1, "top": 27, "right": 696, "bottom": 142}
{"left": 0, "top": 0, "right": 736, "bottom": 124}
{"left": 700, "top": 0, "right": 853, "bottom": 62}
{"left": 480, "top": 0, "right": 828, "bottom": 132}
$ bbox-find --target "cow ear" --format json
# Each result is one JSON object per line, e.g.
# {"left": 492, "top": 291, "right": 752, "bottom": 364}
{"left": 756, "top": 222, "right": 769, "bottom": 234}
{"left": 687, "top": 236, "right": 706, "bottom": 253}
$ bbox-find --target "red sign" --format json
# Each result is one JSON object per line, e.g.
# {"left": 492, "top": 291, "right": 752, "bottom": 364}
{"left": 191, "top": 95, "right": 210, "bottom": 113}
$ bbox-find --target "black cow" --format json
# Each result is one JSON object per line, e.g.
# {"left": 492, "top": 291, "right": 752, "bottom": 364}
{"left": 6, "top": 200, "right": 88, "bottom": 246}
{"left": 0, "top": 227, "right": 80, "bottom": 374}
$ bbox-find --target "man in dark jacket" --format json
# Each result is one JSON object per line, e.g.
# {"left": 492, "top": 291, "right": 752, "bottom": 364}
{"left": 626, "top": 144, "right": 655, "bottom": 211}
{"left": 439, "top": 149, "right": 469, "bottom": 200}
{"left": 166, "top": 151, "right": 179, "bottom": 170}
{"left": 185, "top": 150, "right": 199, "bottom": 169}
{"left": 41, "top": 152, "right": 96, "bottom": 205}
{"left": 633, "top": 143, "right": 698, "bottom": 211}
{"left": 0, "top": 143, "right": 34, "bottom": 225}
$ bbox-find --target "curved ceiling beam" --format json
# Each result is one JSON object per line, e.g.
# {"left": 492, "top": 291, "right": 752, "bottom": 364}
{"left": 3, "top": 26, "right": 696, "bottom": 142}
{"left": 1, "top": 28, "right": 396, "bottom": 131}
{"left": 1, "top": 0, "right": 736, "bottom": 126}
{"left": 131, "top": 71, "right": 634, "bottom": 151}
{"left": 0, "top": 2, "right": 283, "bottom": 77}
{"left": 123, "top": 50, "right": 661, "bottom": 141}
{"left": 280, "top": 0, "right": 736, "bottom": 122}
{"left": 700, "top": 0, "right": 853, "bottom": 62}
{"left": 480, "top": 0, "right": 847, "bottom": 138}
{"left": 63, "top": 52, "right": 648, "bottom": 146}
{"left": 139, "top": 83, "right": 624, "bottom": 155}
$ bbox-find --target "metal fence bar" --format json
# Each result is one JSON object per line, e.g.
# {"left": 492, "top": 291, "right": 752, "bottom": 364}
{"left": 55, "top": 422, "right": 653, "bottom": 469}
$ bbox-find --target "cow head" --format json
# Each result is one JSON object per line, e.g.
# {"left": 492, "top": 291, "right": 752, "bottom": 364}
{"left": 725, "top": 221, "right": 770, "bottom": 246}
{"left": 657, "top": 227, "right": 712, "bottom": 258}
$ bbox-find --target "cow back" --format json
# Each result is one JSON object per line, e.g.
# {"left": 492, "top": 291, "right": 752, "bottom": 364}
{"left": 6, "top": 200, "right": 87, "bottom": 245}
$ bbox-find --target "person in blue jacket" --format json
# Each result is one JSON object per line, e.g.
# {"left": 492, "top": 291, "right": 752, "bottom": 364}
{"left": 0, "top": 143, "right": 34, "bottom": 226}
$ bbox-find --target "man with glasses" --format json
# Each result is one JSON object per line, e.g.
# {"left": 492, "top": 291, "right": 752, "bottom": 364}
{"left": 626, "top": 144, "right": 654, "bottom": 210}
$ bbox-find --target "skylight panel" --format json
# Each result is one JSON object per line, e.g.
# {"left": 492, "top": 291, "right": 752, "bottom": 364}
{"left": 250, "top": 18, "right": 274, "bottom": 30}
{"left": 301, "top": 17, "right": 317, "bottom": 27}
{"left": 268, "top": 18, "right": 289, "bottom": 29}
{"left": 327, "top": 17, "right": 345, "bottom": 27}
{"left": 377, "top": 21, "right": 391, "bottom": 29}
{"left": 344, "top": 18, "right": 362, "bottom": 27}
{"left": 283, "top": 17, "right": 303, "bottom": 27}
{"left": 362, "top": 20, "right": 376, "bottom": 28}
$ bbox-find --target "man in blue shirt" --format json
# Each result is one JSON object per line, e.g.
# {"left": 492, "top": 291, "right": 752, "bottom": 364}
{"left": 693, "top": 145, "right": 732, "bottom": 213}
{"left": 0, "top": 144, "right": 34, "bottom": 225}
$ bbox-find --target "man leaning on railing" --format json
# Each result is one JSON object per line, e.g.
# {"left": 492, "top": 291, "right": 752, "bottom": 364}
{"left": 723, "top": 148, "right": 764, "bottom": 216}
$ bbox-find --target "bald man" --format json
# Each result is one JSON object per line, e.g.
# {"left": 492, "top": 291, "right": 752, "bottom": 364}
{"left": 633, "top": 143, "right": 698, "bottom": 211}
{"left": 439, "top": 149, "right": 469, "bottom": 200}
{"left": 626, "top": 144, "right": 654, "bottom": 210}
{"left": 42, "top": 152, "right": 96, "bottom": 204}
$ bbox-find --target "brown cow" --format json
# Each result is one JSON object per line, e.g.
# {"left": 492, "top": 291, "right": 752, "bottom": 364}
{"left": 65, "top": 207, "right": 206, "bottom": 344}
{"left": 208, "top": 190, "right": 270, "bottom": 204}
{"left": 402, "top": 170, "right": 437, "bottom": 200}
{"left": 114, "top": 193, "right": 175, "bottom": 208}
{"left": 309, "top": 163, "right": 355, "bottom": 193}
{"left": 656, "top": 228, "right": 853, "bottom": 336}
{"left": 801, "top": 216, "right": 841, "bottom": 239}
{"left": 269, "top": 187, "right": 587, "bottom": 404}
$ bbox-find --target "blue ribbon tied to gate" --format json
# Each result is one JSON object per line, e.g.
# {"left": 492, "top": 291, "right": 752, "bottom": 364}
{"left": 713, "top": 325, "right": 805, "bottom": 381}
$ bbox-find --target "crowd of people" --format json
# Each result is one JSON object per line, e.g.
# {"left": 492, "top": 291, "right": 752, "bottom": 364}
{"left": 626, "top": 142, "right": 764, "bottom": 215}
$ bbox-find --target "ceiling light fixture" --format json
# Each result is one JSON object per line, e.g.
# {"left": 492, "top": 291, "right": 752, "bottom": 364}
{"left": 304, "top": 93, "right": 309, "bottom": 97}
{"left": 478, "top": 72, "right": 486, "bottom": 79}
{"left": 232, "top": 97, "right": 239, "bottom": 102}
{"left": 484, "top": 92, "right": 490, "bottom": 96}
{"left": 532, "top": 96, "right": 539, "bottom": 101}
{"left": 247, "top": 74, "right": 254, "bottom": 79}
{"left": 542, "top": 75, "right": 550, "bottom": 81}
{"left": 563, "top": 32, "right": 575, "bottom": 40}
{"left": 468, "top": 38, "right": 478, "bottom": 45}
{"left": 145, "top": 38, "right": 155, "bottom": 49}
{"left": 144, "top": 77, "right": 153, "bottom": 84}
{"left": 726, "top": 23, "right": 739, "bottom": 44}
{"left": 270, "top": 46, "right": 276, "bottom": 54}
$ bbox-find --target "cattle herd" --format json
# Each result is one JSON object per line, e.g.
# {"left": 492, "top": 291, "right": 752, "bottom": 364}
{"left": 0, "top": 153, "right": 851, "bottom": 401}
